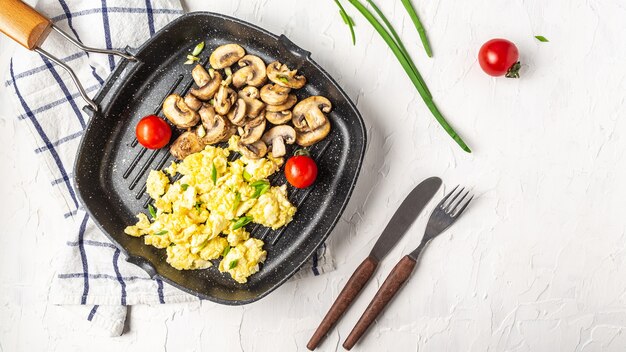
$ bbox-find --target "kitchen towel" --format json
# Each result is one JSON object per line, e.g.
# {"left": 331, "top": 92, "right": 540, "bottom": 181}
{"left": 5, "top": 0, "right": 334, "bottom": 337}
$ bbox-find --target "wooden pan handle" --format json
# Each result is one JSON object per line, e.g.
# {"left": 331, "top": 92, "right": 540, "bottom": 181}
{"left": 0, "top": 0, "right": 52, "bottom": 50}
{"left": 343, "top": 255, "right": 417, "bottom": 350}
{"left": 306, "top": 255, "right": 378, "bottom": 350}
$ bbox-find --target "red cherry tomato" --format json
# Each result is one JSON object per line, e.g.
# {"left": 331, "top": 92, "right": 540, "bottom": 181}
{"left": 285, "top": 154, "right": 318, "bottom": 189}
{"left": 478, "top": 39, "right": 520, "bottom": 78}
{"left": 135, "top": 115, "right": 172, "bottom": 149}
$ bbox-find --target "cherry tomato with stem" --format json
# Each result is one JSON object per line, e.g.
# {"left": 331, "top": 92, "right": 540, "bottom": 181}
{"left": 478, "top": 39, "right": 521, "bottom": 78}
{"left": 285, "top": 149, "right": 318, "bottom": 189}
{"left": 135, "top": 115, "right": 172, "bottom": 149}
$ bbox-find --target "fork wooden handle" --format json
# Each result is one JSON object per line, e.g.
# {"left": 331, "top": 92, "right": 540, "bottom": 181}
{"left": 0, "top": 0, "right": 52, "bottom": 50}
{"left": 343, "top": 255, "right": 417, "bottom": 350}
{"left": 306, "top": 255, "right": 378, "bottom": 350}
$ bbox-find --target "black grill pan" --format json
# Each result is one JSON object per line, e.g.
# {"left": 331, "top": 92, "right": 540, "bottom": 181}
{"left": 72, "top": 12, "right": 366, "bottom": 304}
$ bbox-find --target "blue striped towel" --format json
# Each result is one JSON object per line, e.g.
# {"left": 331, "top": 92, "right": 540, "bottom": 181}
{"left": 5, "top": 0, "right": 334, "bottom": 336}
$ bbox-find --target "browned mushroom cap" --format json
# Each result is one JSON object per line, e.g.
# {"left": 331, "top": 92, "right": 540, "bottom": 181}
{"left": 265, "top": 110, "right": 292, "bottom": 125}
{"left": 260, "top": 84, "right": 291, "bottom": 105}
{"left": 184, "top": 93, "right": 202, "bottom": 111}
{"left": 238, "top": 87, "right": 265, "bottom": 118}
{"left": 170, "top": 131, "right": 205, "bottom": 160}
{"left": 220, "top": 123, "right": 238, "bottom": 143}
{"left": 210, "top": 44, "right": 245, "bottom": 69}
{"left": 214, "top": 86, "right": 236, "bottom": 115}
{"left": 265, "top": 94, "right": 297, "bottom": 112}
{"left": 197, "top": 105, "right": 230, "bottom": 145}
{"left": 292, "top": 96, "right": 332, "bottom": 131}
{"left": 261, "top": 125, "right": 296, "bottom": 157}
{"left": 227, "top": 98, "right": 247, "bottom": 126}
{"left": 232, "top": 55, "right": 267, "bottom": 88}
{"left": 238, "top": 140, "right": 267, "bottom": 159}
{"left": 295, "top": 119, "right": 331, "bottom": 147}
{"left": 190, "top": 68, "right": 222, "bottom": 100}
{"left": 239, "top": 115, "right": 266, "bottom": 144}
{"left": 162, "top": 94, "right": 200, "bottom": 128}
{"left": 266, "top": 61, "right": 306, "bottom": 89}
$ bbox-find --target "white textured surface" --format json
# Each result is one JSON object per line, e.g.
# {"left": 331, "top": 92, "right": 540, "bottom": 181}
{"left": 2, "top": 0, "right": 626, "bottom": 351}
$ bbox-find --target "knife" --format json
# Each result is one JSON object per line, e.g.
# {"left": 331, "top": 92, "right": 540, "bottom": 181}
{"left": 306, "top": 177, "right": 442, "bottom": 350}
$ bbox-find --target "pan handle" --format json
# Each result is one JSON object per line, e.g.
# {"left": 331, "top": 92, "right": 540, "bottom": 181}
{"left": 0, "top": 0, "right": 52, "bottom": 50}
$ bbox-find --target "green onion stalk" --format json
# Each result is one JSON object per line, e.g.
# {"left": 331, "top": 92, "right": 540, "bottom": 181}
{"left": 346, "top": 0, "right": 471, "bottom": 152}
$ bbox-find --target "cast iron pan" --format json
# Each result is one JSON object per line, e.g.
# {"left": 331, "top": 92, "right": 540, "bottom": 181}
{"left": 73, "top": 12, "right": 366, "bottom": 304}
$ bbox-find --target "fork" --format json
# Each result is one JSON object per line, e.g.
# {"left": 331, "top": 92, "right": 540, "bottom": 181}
{"left": 342, "top": 186, "right": 474, "bottom": 350}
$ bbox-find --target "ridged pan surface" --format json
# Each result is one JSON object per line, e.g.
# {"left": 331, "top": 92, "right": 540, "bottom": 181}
{"left": 74, "top": 12, "right": 366, "bottom": 305}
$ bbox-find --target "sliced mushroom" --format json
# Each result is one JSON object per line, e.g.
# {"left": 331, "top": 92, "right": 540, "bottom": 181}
{"left": 239, "top": 115, "right": 266, "bottom": 144}
{"left": 265, "top": 110, "right": 292, "bottom": 125}
{"left": 232, "top": 55, "right": 267, "bottom": 88}
{"left": 192, "top": 64, "right": 210, "bottom": 87}
{"left": 221, "top": 124, "right": 237, "bottom": 142}
{"left": 184, "top": 93, "right": 202, "bottom": 111}
{"left": 214, "top": 86, "right": 236, "bottom": 115}
{"left": 260, "top": 84, "right": 291, "bottom": 105}
{"left": 198, "top": 105, "right": 230, "bottom": 145}
{"left": 162, "top": 94, "right": 200, "bottom": 128}
{"left": 266, "top": 61, "right": 306, "bottom": 89}
{"left": 295, "top": 119, "right": 331, "bottom": 147}
{"left": 265, "top": 94, "right": 297, "bottom": 112}
{"left": 261, "top": 125, "right": 296, "bottom": 157}
{"left": 190, "top": 69, "right": 222, "bottom": 100}
{"left": 238, "top": 87, "right": 265, "bottom": 118}
{"left": 238, "top": 140, "right": 267, "bottom": 159}
{"left": 209, "top": 44, "right": 245, "bottom": 69}
{"left": 170, "top": 131, "right": 205, "bottom": 160}
{"left": 227, "top": 98, "right": 247, "bottom": 126}
{"left": 292, "top": 96, "right": 332, "bottom": 131}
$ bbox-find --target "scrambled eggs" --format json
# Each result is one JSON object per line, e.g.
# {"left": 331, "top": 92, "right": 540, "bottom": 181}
{"left": 124, "top": 136, "right": 296, "bottom": 283}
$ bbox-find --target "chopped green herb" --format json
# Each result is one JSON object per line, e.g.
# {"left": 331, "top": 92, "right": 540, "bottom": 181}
{"left": 183, "top": 59, "right": 195, "bottom": 65}
{"left": 229, "top": 259, "right": 239, "bottom": 269}
{"left": 232, "top": 216, "right": 253, "bottom": 230}
{"left": 194, "top": 201, "right": 204, "bottom": 212}
{"left": 211, "top": 162, "right": 217, "bottom": 184}
{"left": 335, "top": 0, "right": 356, "bottom": 45}
{"left": 148, "top": 204, "right": 157, "bottom": 219}
{"left": 535, "top": 35, "right": 549, "bottom": 42}
{"left": 243, "top": 170, "right": 252, "bottom": 181}
{"left": 154, "top": 230, "right": 168, "bottom": 236}
{"left": 277, "top": 76, "right": 290, "bottom": 84}
{"left": 250, "top": 180, "right": 271, "bottom": 199}
{"left": 186, "top": 55, "right": 200, "bottom": 62}
{"left": 198, "top": 239, "right": 209, "bottom": 250}
{"left": 181, "top": 183, "right": 189, "bottom": 191}
{"left": 222, "top": 245, "right": 231, "bottom": 257}
{"left": 192, "top": 41, "right": 205, "bottom": 56}
{"left": 231, "top": 191, "right": 241, "bottom": 212}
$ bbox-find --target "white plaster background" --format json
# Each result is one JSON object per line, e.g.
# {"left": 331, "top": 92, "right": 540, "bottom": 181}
{"left": 1, "top": 0, "right": 626, "bottom": 351}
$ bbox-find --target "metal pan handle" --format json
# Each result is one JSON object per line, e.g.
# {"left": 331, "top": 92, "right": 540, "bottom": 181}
{"left": 0, "top": 0, "right": 136, "bottom": 112}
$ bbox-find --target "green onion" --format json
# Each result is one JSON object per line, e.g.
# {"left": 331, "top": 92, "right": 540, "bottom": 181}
{"left": 186, "top": 55, "right": 200, "bottom": 62}
{"left": 347, "top": 0, "right": 470, "bottom": 152}
{"left": 277, "top": 76, "right": 290, "bottom": 84}
{"left": 222, "top": 245, "right": 231, "bottom": 257}
{"left": 231, "top": 191, "right": 241, "bottom": 212}
{"left": 229, "top": 259, "right": 239, "bottom": 269}
{"left": 535, "top": 35, "right": 549, "bottom": 42}
{"left": 183, "top": 59, "right": 195, "bottom": 65}
{"left": 148, "top": 204, "right": 157, "bottom": 219}
{"left": 194, "top": 201, "right": 203, "bottom": 212}
{"left": 400, "top": 0, "right": 432, "bottom": 57}
{"left": 250, "top": 180, "right": 270, "bottom": 198}
{"left": 192, "top": 41, "right": 205, "bottom": 56}
{"left": 334, "top": 0, "right": 356, "bottom": 45}
{"left": 181, "top": 183, "right": 189, "bottom": 191}
{"left": 243, "top": 170, "right": 252, "bottom": 181}
{"left": 232, "top": 216, "right": 253, "bottom": 230}
{"left": 211, "top": 162, "right": 217, "bottom": 184}
{"left": 198, "top": 239, "right": 209, "bottom": 250}
{"left": 154, "top": 230, "right": 168, "bottom": 236}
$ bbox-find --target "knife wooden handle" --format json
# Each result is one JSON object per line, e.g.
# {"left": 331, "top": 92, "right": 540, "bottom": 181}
{"left": 0, "top": 0, "right": 52, "bottom": 50}
{"left": 343, "top": 255, "right": 417, "bottom": 350}
{"left": 306, "top": 255, "right": 378, "bottom": 350}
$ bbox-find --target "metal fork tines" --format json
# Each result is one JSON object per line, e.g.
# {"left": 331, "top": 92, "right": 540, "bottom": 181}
{"left": 409, "top": 185, "right": 473, "bottom": 259}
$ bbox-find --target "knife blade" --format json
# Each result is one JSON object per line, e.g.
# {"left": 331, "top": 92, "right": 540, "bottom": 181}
{"left": 306, "top": 176, "right": 441, "bottom": 350}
